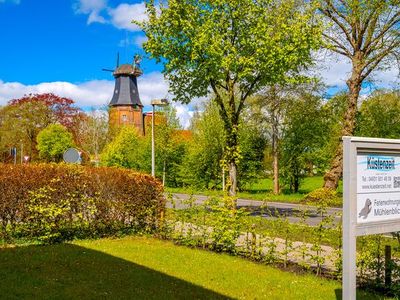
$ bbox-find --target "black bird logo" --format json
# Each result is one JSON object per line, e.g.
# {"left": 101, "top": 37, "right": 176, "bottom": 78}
{"left": 359, "top": 198, "right": 372, "bottom": 219}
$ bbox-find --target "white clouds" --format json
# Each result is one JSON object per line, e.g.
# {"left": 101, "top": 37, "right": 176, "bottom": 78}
{"left": 133, "top": 35, "right": 148, "bottom": 47}
{"left": 369, "top": 66, "right": 400, "bottom": 89}
{"left": 137, "top": 72, "right": 170, "bottom": 105}
{"left": 0, "top": 72, "right": 193, "bottom": 128}
{"left": 118, "top": 35, "right": 147, "bottom": 48}
{"left": 74, "top": 1, "right": 148, "bottom": 31}
{"left": 311, "top": 52, "right": 351, "bottom": 88}
{"left": 108, "top": 3, "right": 147, "bottom": 31}
{"left": 0, "top": 72, "right": 170, "bottom": 108}
{"left": 73, "top": 0, "right": 108, "bottom": 24}
{"left": 313, "top": 51, "right": 399, "bottom": 90}
{"left": 0, "top": 79, "right": 114, "bottom": 107}
{"left": 174, "top": 103, "right": 194, "bottom": 129}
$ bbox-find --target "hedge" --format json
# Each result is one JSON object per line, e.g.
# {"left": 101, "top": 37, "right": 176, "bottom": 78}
{"left": 0, "top": 164, "right": 165, "bottom": 243}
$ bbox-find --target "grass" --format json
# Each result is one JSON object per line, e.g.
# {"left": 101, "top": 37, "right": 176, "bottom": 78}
{"left": 0, "top": 236, "right": 389, "bottom": 299}
{"left": 167, "top": 176, "right": 344, "bottom": 205}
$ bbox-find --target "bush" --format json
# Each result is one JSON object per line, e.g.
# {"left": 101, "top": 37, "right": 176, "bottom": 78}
{"left": 303, "top": 187, "right": 341, "bottom": 206}
{"left": 0, "top": 164, "right": 165, "bottom": 243}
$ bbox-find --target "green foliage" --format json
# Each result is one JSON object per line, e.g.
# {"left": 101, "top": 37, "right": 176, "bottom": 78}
{"left": 0, "top": 164, "right": 165, "bottom": 243}
{"left": 26, "top": 182, "right": 73, "bottom": 244}
{"left": 207, "top": 197, "right": 247, "bottom": 253}
{"left": 36, "top": 124, "right": 74, "bottom": 162}
{"left": 75, "top": 108, "right": 110, "bottom": 162}
{"left": 356, "top": 91, "right": 400, "bottom": 139}
{"left": 101, "top": 107, "right": 187, "bottom": 186}
{"left": 0, "top": 94, "right": 82, "bottom": 162}
{"left": 179, "top": 101, "right": 266, "bottom": 190}
{"left": 0, "top": 101, "right": 53, "bottom": 161}
{"left": 280, "top": 94, "right": 330, "bottom": 192}
{"left": 140, "top": 0, "right": 321, "bottom": 104}
{"left": 180, "top": 103, "right": 225, "bottom": 189}
{"left": 139, "top": 0, "right": 321, "bottom": 194}
{"left": 101, "top": 126, "right": 145, "bottom": 169}
{"left": 237, "top": 118, "right": 267, "bottom": 188}
{"left": 161, "top": 197, "right": 400, "bottom": 295}
{"left": 304, "top": 188, "right": 341, "bottom": 207}
{"left": 151, "top": 106, "right": 188, "bottom": 186}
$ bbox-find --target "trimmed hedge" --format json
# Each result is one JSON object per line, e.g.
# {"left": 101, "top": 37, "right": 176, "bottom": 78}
{"left": 0, "top": 164, "right": 165, "bottom": 243}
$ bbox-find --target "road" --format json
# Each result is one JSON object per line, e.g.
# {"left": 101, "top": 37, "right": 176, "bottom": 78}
{"left": 168, "top": 193, "right": 342, "bottom": 226}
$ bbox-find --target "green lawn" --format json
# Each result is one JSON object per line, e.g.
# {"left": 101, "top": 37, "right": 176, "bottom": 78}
{"left": 0, "top": 236, "right": 387, "bottom": 299}
{"left": 167, "top": 176, "right": 343, "bottom": 205}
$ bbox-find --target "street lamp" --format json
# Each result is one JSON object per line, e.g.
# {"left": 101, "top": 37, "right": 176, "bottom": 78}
{"left": 151, "top": 98, "right": 169, "bottom": 177}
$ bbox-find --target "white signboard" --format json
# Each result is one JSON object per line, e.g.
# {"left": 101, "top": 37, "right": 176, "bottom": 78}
{"left": 356, "top": 154, "right": 400, "bottom": 224}
{"left": 343, "top": 137, "right": 400, "bottom": 300}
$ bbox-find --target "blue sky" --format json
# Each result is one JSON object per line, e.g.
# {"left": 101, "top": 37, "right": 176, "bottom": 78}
{"left": 0, "top": 0, "right": 398, "bottom": 127}
{"left": 0, "top": 0, "right": 157, "bottom": 83}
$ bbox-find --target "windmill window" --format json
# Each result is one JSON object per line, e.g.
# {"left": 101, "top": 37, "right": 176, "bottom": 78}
{"left": 122, "top": 114, "right": 128, "bottom": 122}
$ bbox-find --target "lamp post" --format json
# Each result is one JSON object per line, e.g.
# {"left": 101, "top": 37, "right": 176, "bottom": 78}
{"left": 151, "top": 98, "right": 169, "bottom": 177}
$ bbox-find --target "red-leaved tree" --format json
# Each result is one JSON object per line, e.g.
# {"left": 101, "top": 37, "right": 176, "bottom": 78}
{"left": 9, "top": 93, "right": 82, "bottom": 131}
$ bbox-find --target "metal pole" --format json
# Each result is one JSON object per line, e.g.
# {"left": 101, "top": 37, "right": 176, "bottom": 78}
{"left": 21, "top": 142, "right": 23, "bottom": 164}
{"left": 222, "top": 167, "right": 225, "bottom": 192}
{"left": 343, "top": 137, "right": 357, "bottom": 300}
{"left": 151, "top": 104, "right": 155, "bottom": 177}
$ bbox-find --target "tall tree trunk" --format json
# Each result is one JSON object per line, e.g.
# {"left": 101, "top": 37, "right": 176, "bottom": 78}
{"left": 227, "top": 123, "right": 239, "bottom": 196}
{"left": 229, "top": 161, "right": 237, "bottom": 196}
{"left": 323, "top": 61, "right": 362, "bottom": 189}
{"left": 272, "top": 106, "right": 280, "bottom": 194}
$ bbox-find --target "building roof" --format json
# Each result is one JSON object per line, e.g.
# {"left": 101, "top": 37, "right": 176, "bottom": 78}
{"left": 109, "top": 75, "right": 143, "bottom": 107}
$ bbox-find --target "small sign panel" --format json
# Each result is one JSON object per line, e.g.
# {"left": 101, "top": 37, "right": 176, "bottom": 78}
{"left": 357, "top": 154, "right": 400, "bottom": 224}
{"left": 63, "top": 148, "right": 81, "bottom": 164}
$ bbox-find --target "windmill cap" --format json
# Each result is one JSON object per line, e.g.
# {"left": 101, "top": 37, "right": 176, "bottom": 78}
{"left": 113, "top": 64, "right": 143, "bottom": 77}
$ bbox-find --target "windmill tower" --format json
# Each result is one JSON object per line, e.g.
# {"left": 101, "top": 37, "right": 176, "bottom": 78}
{"left": 105, "top": 55, "right": 144, "bottom": 134}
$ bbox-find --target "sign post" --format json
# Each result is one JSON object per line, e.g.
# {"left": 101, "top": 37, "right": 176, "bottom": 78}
{"left": 343, "top": 136, "right": 400, "bottom": 300}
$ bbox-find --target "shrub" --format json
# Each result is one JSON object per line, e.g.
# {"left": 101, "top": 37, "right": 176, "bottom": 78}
{"left": 0, "top": 164, "right": 165, "bottom": 243}
{"left": 36, "top": 124, "right": 74, "bottom": 162}
{"left": 303, "top": 187, "right": 341, "bottom": 206}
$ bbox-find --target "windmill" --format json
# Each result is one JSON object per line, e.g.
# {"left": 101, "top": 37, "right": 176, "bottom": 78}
{"left": 106, "top": 53, "right": 144, "bottom": 134}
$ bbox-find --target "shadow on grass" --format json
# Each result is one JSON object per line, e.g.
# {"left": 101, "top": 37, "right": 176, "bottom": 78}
{"left": 0, "top": 243, "right": 232, "bottom": 300}
{"left": 334, "top": 288, "right": 392, "bottom": 300}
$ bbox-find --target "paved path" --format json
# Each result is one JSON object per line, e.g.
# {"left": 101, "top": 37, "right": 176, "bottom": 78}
{"left": 168, "top": 193, "right": 342, "bottom": 226}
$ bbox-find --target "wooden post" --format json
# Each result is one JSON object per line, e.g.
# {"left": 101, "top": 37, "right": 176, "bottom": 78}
{"left": 385, "top": 245, "right": 392, "bottom": 288}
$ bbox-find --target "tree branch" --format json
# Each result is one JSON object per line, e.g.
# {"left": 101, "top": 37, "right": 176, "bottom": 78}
{"left": 210, "top": 79, "right": 231, "bottom": 128}
{"left": 322, "top": 32, "right": 352, "bottom": 57}
{"left": 320, "top": 7, "right": 355, "bottom": 50}
{"left": 361, "top": 40, "right": 400, "bottom": 81}
{"left": 364, "top": 11, "right": 400, "bottom": 53}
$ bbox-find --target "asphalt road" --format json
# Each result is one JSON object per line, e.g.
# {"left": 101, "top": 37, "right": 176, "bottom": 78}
{"left": 168, "top": 193, "right": 342, "bottom": 226}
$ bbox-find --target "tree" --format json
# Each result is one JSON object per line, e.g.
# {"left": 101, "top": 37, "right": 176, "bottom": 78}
{"left": 0, "top": 93, "right": 83, "bottom": 162}
{"left": 180, "top": 100, "right": 266, "bottom": 190}
{"left": 180, "top": 102, "right": 226, "bottom": 189}
{"left": 101, "top": 126, "right": 145, "bottom": 169}
{"left": 280, "top": 93, "right": 329, "bottom": 192}
{"left": 356, "top": 90, "right": 400, "bottom": 138}
{"left": 36, "top": 124, "right": 74, "bottom": 162}
{"left": 319, "top": 0, "right": 400, "bottom": 189}
{"left": 139, "top": 0, "right": 321, "bottom": 195}
{"left": 152, "top": 106, "right": 186, "bottom": 186}
{"left": 248, "top": 82, "right": 323, "bottom": 194}
{"left": 75, "top": 108, "right": 110, "bottom": 164}
{"left": 0, "top": 101, "right": 53, "bottom": 161}
{"left": 9, "top": 93, "right": 81, "bottom": 133}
